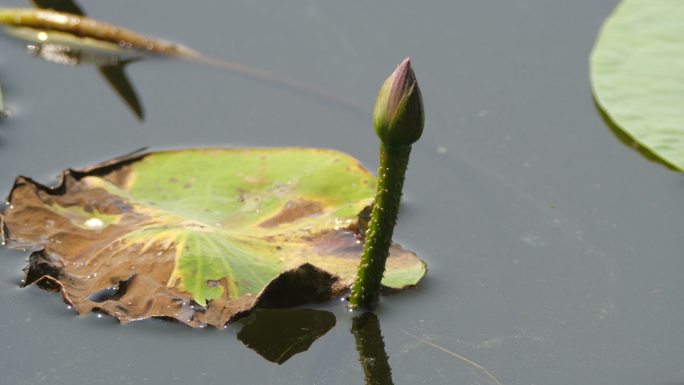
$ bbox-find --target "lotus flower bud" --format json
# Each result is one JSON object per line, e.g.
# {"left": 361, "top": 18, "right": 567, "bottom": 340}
{"left": 373, "top": 58, "right": 424, "bottom": 146}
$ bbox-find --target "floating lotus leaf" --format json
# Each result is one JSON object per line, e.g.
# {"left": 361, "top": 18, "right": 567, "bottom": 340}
{"left": 0, "top": 148, "right": 426, "bottom": 327}
{"left": 590, "top": 0, "right": 684, "bottom": 170}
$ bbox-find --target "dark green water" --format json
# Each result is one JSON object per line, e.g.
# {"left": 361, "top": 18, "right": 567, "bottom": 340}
{"left": 1, "top": 0, "right": 683, "bottom": 384}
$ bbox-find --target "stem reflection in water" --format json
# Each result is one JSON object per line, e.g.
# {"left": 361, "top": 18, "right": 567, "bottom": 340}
{"left": 351, "top": 312, "right": 394, "bottom": 385}
{"left": 0, "top": 79, "right": 5, "bottom": 117}
{"left": 237, "top": 308, "right": 396, "bottom": 385}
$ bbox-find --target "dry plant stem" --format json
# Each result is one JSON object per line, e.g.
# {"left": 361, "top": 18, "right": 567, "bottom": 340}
{"left": 0, "top": 9, "right": 181, "bottom": 55}
{"left": 349, "top": 144, "right": 411, "bottom": 309}
{"left": 0, "top": 8, "right": 365, "bottom": 113}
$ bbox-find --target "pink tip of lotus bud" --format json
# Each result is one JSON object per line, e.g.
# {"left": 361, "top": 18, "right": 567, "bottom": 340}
{"left": 373, "top": 57, "right": 424, "bottom": 146}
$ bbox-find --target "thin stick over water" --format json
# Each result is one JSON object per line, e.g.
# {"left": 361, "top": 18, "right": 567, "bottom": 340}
{"left": 400, "top": 329, "right": 504, "bottom": 385}
{"left": 0, "top": 8, "right": 366, "bottom": 114}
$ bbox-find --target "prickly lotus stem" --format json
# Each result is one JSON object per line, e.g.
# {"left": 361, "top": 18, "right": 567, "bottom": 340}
{"left": 349, "top": 58, "right": 424, "bottom": 309}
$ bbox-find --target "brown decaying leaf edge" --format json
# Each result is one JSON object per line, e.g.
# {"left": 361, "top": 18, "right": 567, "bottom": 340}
{"left": 0, "top": 149, "right": 424, "bottom": 328}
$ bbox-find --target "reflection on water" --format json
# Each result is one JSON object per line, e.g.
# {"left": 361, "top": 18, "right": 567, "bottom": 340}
{"left": 21, "top": 42, "right": 145, "bottom": 120}
{"left": 351, "top": 312, "right": 394, "bottom": 385}
{"left": 0, "top": 78, "right": 5, "bottom": 117}
{"left": 237, "top": 309, "right": 396, "bottom": 385}
{"left": 0, "top": 0, "right": 365, "bottom": 122}
{"left": 96, "top": 62, "right": 144, "bottom": 120}
{"left": 237, "top": 309, "right": 336, "bottom": 365}
{"left": 6, "top": 0, "right": 147, "bottom": 120}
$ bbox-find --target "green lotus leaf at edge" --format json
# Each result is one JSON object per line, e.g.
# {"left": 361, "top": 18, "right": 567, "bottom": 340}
{"left": 590, "top": 0, "right": 684, "bottom": 170}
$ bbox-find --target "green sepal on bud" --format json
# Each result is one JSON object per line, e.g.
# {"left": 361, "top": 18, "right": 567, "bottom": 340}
{"left": 373, "top": 57, "right": 424, "bottom": 147}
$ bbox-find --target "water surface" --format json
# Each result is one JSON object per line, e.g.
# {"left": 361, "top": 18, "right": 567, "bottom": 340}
{"left": 1, "top": 0, "right": 683, "bottom": 384}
